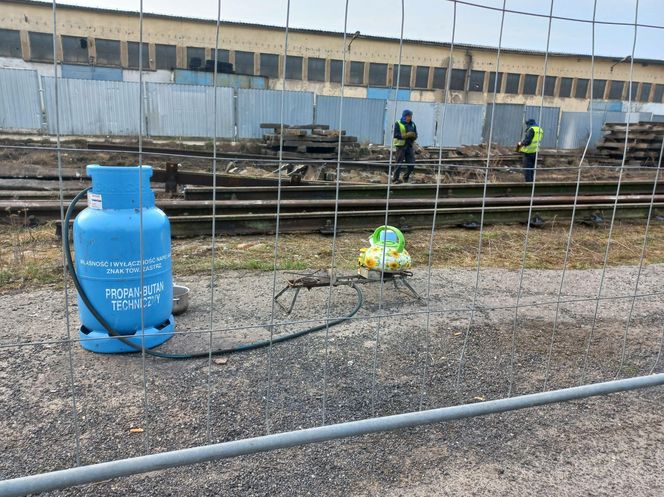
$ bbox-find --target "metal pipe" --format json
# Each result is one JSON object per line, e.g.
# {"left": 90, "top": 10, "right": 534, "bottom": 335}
{"left": 2, "top": 373, "right": 663, "bottom": 497}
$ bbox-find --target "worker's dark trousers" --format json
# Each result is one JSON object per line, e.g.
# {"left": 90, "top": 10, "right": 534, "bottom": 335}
{"left": 522, "top": 153, "right": 536, "bottom": 182}
{"left": 393, "top": 146, "right": 415, "bottom": 181}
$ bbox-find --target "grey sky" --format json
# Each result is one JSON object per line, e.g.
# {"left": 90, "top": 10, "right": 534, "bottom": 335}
{"left": 36, "top": 0, "right": 664, "bottom": 59}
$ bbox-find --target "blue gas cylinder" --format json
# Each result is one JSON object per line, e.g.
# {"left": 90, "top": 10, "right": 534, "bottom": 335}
{"left": 74, "top": 165, "right": 174, "bottom": 353}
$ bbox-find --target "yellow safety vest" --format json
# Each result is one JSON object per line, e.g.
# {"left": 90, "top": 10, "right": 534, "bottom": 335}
{"left": 519, "top": 126, "right": 543, "bottom": 154}
{"left": 393, "top": 121, "right": 406, "bottom": 147}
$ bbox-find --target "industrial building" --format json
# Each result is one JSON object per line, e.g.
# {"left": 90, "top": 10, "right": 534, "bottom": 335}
{"left": 1, "top": 0, "right": 664, "bottom": 112}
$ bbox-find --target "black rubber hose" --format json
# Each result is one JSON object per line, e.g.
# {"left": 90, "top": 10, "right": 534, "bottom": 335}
{"left": 64, "top": 187, "right": 364, "bottom": 359}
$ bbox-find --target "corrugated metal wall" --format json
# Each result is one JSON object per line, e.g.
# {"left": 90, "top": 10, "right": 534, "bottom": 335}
{"left": 437, "top": 104, "right": 485, "bottom": 147}
{"left": 146, "top": 83, "right": 235, "bottom": 138}
{"left": 525, "top": 105, "right": 560, "bottom": 148}
{"left": 483, "top": 103, "right": 560, "bottom": 148}
{"left": 61, "top": 64, "right": 123, "bottom": 81}
{"left": 555, "top": 111, "right": 657, "bottom": 149}
{"left": 42, "top": 77, "right": 141, "bottom": 135}
{"left": 237, "top": 88, "right": 314, "bottom": 138}
{"left": 483, "top": 103, "right": 524, "bottom": 146}
{"left": 367, "top": 87, "right": 411, "bottom": 101}
{"left": 602, "top": 111, "right": 627, "bottom": 123}
{"left": 384, "top": 101, "right": 437, "bottom": 147}
{"left": 0, "top": 68, "right": 42, "bottom": 131}
{"left": 626, "top": 112, "right": 653, "bottom": 122}
{"left": 315, "top": 95, "right": 385, "bottom": 144}
{"left": 557, "top": 112, "right": 604, "bottom": 149}
{"left": 4, "top": 67, "right": 658, "bottom": 148}
{"left": 174, "top": 70, "right": 268, "bottom": 89}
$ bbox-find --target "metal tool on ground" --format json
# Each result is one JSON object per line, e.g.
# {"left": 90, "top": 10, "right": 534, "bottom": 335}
{"left": 275, "top": 226, "right": 420, "bottom": 314}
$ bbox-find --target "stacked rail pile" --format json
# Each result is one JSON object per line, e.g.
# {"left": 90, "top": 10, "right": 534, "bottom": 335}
{"left": 261, "top": 124, "right": 359, "bottom": 159}
{"left": 597, "top": 121, "right": 664, "bottom": 165}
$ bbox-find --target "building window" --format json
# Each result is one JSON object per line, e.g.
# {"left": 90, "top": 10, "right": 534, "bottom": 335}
{"left": 202, "top": 49, "right": 230, "bottom": 72}
{"left": 212, "top": 49, "right": 229, "bottom": 63}
{"left": 260, "top": 53, "right": 279, "bottom": 78}
{"left": 432, "top": 67, "right": 447, "bottom": 89}
{"left": 127, "top": 41, "right": 149, "bottom": 70}
{"left": 469, "top": 70, "right": 485, "bottom": 92}
{"left": 234, "top": 50, "right": 254, "bottom": 75}
{"left": 608, "top": 80, "right": 624, "bottom": 100}
{"left": 575, "top": 78, "right": 589, "bottom": 98}
{"left": 392, "top": 64, "right": 411, "bottom": 88}
{"left": 349, "top": 61, "right": 364, "bottom": 85}
{"left": 655, "top": 84, "right": 664, "bottom": 103}
{"left": 505, "top": 73, "right": 520, "bottom": 94}
{"left": 369, "top": 63, "right": 387, "bottom": 86}
{"left": 523, "top": 74, "right": 538, "bottom": 95}
{"left": 155, "top": 44, "right": 176, "bottom": 70}
{"left": 283, "top": 55, "right": 302, "bottom": 80}
{"left": 449, "top": 69, "right": 466, "bottom": 91}
{"left": 488, "top": 71, "right": 502, "bottom": 93}
{"left": 61, "top": 35, "right": 88, "bottom": 64}
{"left": 592, "top": 79, "right": 606, "bottom": 99}
{"left": 628, "top": 82, "right": 638, "bottom": 101}
{"left": 187, "top": 47, "right": 205, "bottom": 70}
{"left": 330, "top": 59, "right": 343, "bottom": 83}
{"left": 639, "top": 82, "right": 651, "bottom": 102}
{"left": 307, "top": 57, "right": 325, "bottom": 82}
{"left": 28, "top": 32, "right": 54, "bottom": 62}
{"left": 543, "top": 76, "right": 556, "bottom": 96}
{"left": 215, "top": 48, "right": 231, "bottom": 64}
{"left": 415, "top": 66, "right": 429, "bottom": 88}
{"left": 95, "top": 39, "right": 120, "bottom": 66}
{"left": 0, "top": 29, "right": 22, "bottom": 58}
{"left": 559, "top": 77, "right": 573, "bottom": 98}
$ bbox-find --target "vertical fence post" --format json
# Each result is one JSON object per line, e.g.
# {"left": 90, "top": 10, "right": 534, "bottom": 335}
{"left": 143, "top": 81, "right": 150, "bottom": 138}
{"left": 37, "top": 73, "right": 48, "bottom": 134}
{"left": 233, "top": 87, "right": 239, "bottom": 140}
{"left": 312, "top": 91, "right": 318, "bottom": 127}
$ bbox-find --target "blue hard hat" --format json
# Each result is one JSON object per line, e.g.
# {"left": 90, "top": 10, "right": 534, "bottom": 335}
{"left": 526, "top": 118, "right": 537, "bottom": 126}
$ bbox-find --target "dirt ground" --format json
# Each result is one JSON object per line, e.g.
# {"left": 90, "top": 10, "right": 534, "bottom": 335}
{"left": 4, "top": 221, "right": 664, "bottom": 293}
{"left": 1, "top": 265, "right": 663, "bottom": 496}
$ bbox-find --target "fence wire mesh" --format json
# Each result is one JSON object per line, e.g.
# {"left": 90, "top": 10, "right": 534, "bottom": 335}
{"left": 1, "top": 0, "right": 664, "bottom": 495}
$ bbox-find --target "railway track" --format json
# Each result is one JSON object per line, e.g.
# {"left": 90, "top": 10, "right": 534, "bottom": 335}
{"left": 160, "top": 202, "right": 664, "bottom": 237}
{"left": 48, "top": 200, "right": 663, "bottom": 237}
{"left": 3, "top": 180, "right": 662, "bottom": 202}
{"left": 3, "top": 180, "right": 661, "bottom": 237}
{"left": 182, "top": 180, "right": 664, "bottom": 201}
{"left": 5, "top": 194, "right": 664, "bottom": 221}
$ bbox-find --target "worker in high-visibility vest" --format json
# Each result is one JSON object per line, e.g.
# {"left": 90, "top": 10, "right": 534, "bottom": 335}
{"left": 392, "top": 109, "right": 418, "bottom": 183}
{"left": 517, "top": 118, "right": 544, "bottom": 182}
